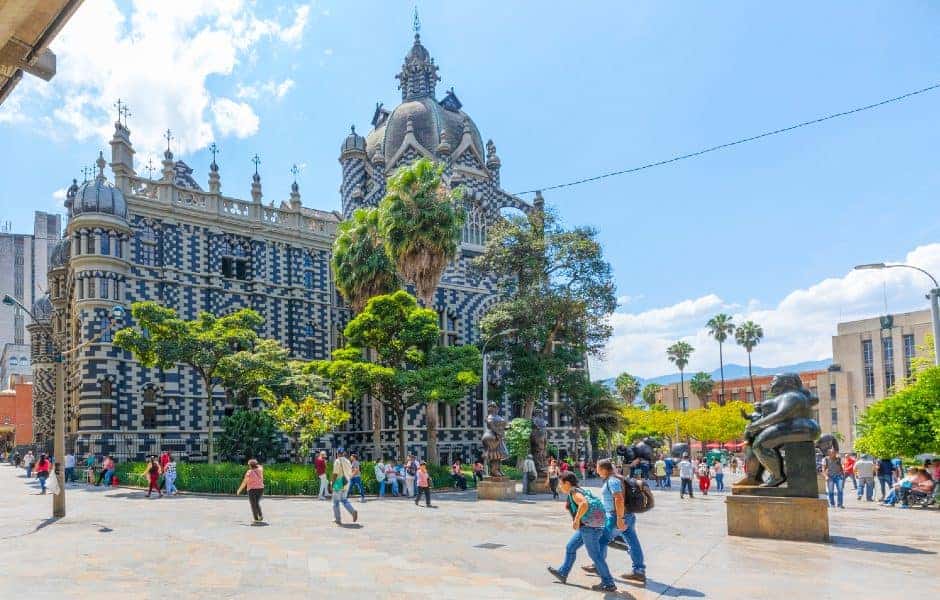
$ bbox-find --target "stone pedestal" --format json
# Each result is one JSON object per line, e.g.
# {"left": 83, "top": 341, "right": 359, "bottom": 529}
{"left": 732, "top": 441, "right": 819, "bottom": 497}
{"left": 726, "top": 495, "right": 829, "bottom": 543}
{"left": 530, "top": 477, "right": 551, "bottom": 494}
{"left": 476, "top": 478, "right": 518, "bottom": 500}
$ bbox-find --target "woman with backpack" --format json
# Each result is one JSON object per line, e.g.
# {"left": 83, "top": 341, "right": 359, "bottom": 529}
{"left": 546, "top": 472, "right": 617, "bottom": 593}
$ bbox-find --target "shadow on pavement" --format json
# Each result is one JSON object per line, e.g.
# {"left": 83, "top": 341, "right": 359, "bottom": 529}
{"left": 645, "top": 579, "right": 705, "bottom": 597}
{"left": 830, "top": 536, "right": 936, "bottom": 555}
{"left": 552, "top": 580, "right": 636, "bottom": 599}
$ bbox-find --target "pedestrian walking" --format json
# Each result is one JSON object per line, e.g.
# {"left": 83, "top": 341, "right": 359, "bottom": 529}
{"left": 64, "top": 452, "right": 76, "bottom": 484}
{"left": 822, "top": 448, "right": 845, "bottom": 508}
{"left": 523, "top": 454, "right": 538, "bottom": 495}
{"left": 163, "top": 454, "right": 177, "bottom": 496}
{"left": 414, "top": 461, "right": 433, "bottom": 507}
{"left": 236, "top": 459, "right": 265, "bottom": 523}
{"left": 876, "top": 457, "right": 895, "bottom": 500}
{"left": 330, "top": 448, "right": 358, "bottom": 525}
{"left": 84, "top": 453, "right": 96, "bottom": 484}
{"left": 678, "top": 453, "right": 694, "bottom": 498}
{"left": 855, "top": 454, "right": 875, "bottom": 501}
{"left": 842, "top": 453, "right": 857, "bottom": 492}
{"left": 23, "top": 450, "right": 35, "bottom": 479}
{"left": 653, "top": 456, "right": 666, "bottom": 489}
{"left": 384, "top": 462, "right": 400, "bottom": 496}
{"left": 697, "top": 460, "right": 711, "bottom": 495}
{"left": 546, "top": 472, "right": 617, "bottom": 593}
{"left": 583, "top": 459, "right": 646, "bottom": 585}
{"left": 546, "top": 458, "right": 561, "bottom": 500}
{"left": 730, "top": 456, "right": 739, "bottom": 475}
{"left": 663, "top": 455, "right": 674, "bottom": 488}
{"left": 713, "top": 461, "right": 725, "bottom": 492}
{"left": 404, "top": 455, "right": 417, "bottom": 497}
{"left": 158, "top": 450, "right": 170, "bottom": 491}
{"left": 315, "top": 451, "right": 329, "bottom": 500}
{"left": 578, "top": 458, "right": 587, "bottom": 481}
{"left": 348, "top": 453, "right": 366, "bottom": 502}
{"left": 144, "top": 456, "right": 163, "bottom": 498}
{"left": 34, "top": 453, "right": 51, "bottom": 494}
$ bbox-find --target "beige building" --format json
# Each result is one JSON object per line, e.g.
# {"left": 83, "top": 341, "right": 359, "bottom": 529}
{"left": 816, "top": 309, "right": 930, "bottom": 451}
{"left": 655, "top": 371, "right": 824, "bottom": 413}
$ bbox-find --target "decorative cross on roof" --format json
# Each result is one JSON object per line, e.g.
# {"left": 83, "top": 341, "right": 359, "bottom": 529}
{"left": 413, "top": 6, "right": 421, "bottom": 34}
{"left": 164, "top": 129, "right": 174, "bottom": 153}
{"left": 81, "top": 166, "right": 93, "bottom": 182}
{"left": 120, "top": 104, "right": 131, "bottom": 128}
{"left": 113, "top": 98, "right": 123, "bottom": 123}
{"left": 208, "top": 142, "right": 220, "bottom": 165}
{"left": 290, "top": 163, "right": 300, "bottom": 182}
{"left": 144, "top": 158, "right": 157, "bottom": 180}
{"left": 251, "top": 153, "right": 261, "bottom": 175}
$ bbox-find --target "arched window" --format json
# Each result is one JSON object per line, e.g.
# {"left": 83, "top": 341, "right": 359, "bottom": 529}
{"left": 462, "top": 203, "right": 486, "bottom": 245}
{"left": 99, "top": 315, "right": 112, "bottom": 342}
{"left": 100, "top": 379, "right": 113, "bottom": 398}
{"left": 9, "top": 357, "right": 17, "bottom": 366}
{"left": 19, "top": 357, "right": 28, "bottom": 366}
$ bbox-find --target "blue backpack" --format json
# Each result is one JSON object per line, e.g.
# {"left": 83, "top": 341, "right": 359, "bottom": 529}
{"left": 567, "top": 487, "right": 607, "bottom": 528}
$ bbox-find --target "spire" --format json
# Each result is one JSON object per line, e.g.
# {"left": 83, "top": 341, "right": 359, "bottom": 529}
{"left": 95, "top": 151, "right": 107, "bottom": 181}
{"left": 65, "top": 178, "right": 78, "bottom": 210}
{"left": 395, "top": 18, "right": 440, "bottom": 101}
{"left": 250, "top": 154, "right": 262, "bottom": 203}
{"left": 208, "top": 142, "right": 221, "bottom": 193}
{"left": 289, "top": 163, "right": 302, "bottom": 210}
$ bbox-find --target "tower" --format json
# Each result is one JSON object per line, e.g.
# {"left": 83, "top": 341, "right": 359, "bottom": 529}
{"left": 339, "top": 125, "right": 367, "bottom": 218}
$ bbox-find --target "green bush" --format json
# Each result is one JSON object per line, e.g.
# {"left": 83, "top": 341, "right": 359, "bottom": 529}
{"left": 113, "top": 459, "right": 521, "bottom": 496}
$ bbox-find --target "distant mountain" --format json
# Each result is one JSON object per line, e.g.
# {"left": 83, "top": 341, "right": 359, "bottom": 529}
{"left": 600, "top": 359, "right": 832, "bottom": 394}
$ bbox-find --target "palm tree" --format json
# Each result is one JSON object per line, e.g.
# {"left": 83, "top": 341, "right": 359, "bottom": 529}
{"left": 666, "top": 341, "right": 694, "bottom": 411}
{"left": 332, "top": 208, "right": 401, "bottom": 312}
{"left": 641, "top": 382, "right": 662, "bottom": 408}
{"left": 615, "top": 372, "right": 641, "bottom": 405}
{"left": 735, "top": 320, "right": 764, "bottom": 402}
{"left": 561, "top": 381, "right": 622, "bottom": 461}
{"left": 379, "top": 158, "right": 464, "bottom": 307}
{"left": 706, "top": 313, "right": 735, "bottom": 405}
{"left": 689, "top": 371, "right": 715, "bottom": 408}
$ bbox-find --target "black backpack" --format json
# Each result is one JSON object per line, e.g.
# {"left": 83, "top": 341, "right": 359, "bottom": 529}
{"left": 614, "top": 473, "right": 655, "bottom": 514}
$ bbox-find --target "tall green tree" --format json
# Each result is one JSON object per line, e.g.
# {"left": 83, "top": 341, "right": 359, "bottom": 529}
{"left": 855, "top": 365, "right": 940, "bottom": 457}
{"left": 689, "top": 371, "right": 716, "bottom": 407}
{"left": 734, "top": 320, "right": 764, "bottom": 402}
{"left": 217, "top": 409, "right": 282, "bottom": 463}
{"left": 332, "top": 207, "right": 401, "bottom": 312}
{"left": 560, "top": 379, "right": 622, "bottom": 461}
{"left": 472, "top": 206, "right": 616, "bottom": 419}
{"left": 641, "top": 382, "right": 662, "bottom": 408}
{"left": 113, "top": 302, "right": 263, "bottom": 463}
{"left": 614, "top": 372, "right": 641, "bottom": 405}
{"left": 379, "top": 158, "right": 464, "bottom": 307}
{"left": 666, "top": 341, "right": 694, "bottom": 413}
{"left": 706, "top": 314, "right": 735, "bottom": 405}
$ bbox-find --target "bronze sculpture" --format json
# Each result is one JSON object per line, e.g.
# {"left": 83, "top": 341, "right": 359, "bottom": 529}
{"left": 482, "top": 402, "right": 509, "bottom": 478}
{"left": 739, "top": 373, "right": 821, "bottom": 487}
{"left": 530, "top": 408, "right": 549, "bottom": 475}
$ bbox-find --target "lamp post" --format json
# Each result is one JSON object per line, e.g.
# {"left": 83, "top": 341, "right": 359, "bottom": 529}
{"left": 854, "top": 262, "right": 940, "bottom": 366}
{"left": 2, "top": 294, "right": 125, "bottom": 518}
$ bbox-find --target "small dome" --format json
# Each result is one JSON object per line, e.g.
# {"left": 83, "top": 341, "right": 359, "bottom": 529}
{"left": 49, "top": 238, "right": 70, "bottom": 269}
{"left": 32, "top": 293, "right": 52, "bottom": 322}
{"left": 341, "top": 125, "right": 366, "bottom": 154}
{"left": 71, "top": 151, "right": 128, "bottom": 219}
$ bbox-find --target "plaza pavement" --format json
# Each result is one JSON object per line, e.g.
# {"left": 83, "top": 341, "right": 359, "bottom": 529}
{"left": 1, "top": 465, "right": 937, "bottom": 600}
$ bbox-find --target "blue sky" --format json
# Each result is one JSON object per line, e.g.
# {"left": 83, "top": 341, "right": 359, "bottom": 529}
{"left": 2, "top": 1, "right": 939, "bottom": 377}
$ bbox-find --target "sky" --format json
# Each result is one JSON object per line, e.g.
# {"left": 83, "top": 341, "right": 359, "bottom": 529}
{"left": 1, "top": 1, "right": 939, "bottom": 379}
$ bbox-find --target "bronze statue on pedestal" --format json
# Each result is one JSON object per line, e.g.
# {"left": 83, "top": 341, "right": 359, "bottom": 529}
{"left": 482, "top": 402, "right": 509, "bottom": 478}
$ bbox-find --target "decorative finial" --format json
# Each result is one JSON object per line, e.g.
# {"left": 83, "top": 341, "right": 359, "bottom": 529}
{"left": 208, "top": 142, "right": 220, "bottom": 171}
{"left": 144, "top": 158, "right": 157, "bottom": 180}
{"left": 120, "top": 104, "right": 131, "bottom": 128}
{"left": 350, "top": 124, "right": 356, "bottom": 134}
{"left": 96, "top": 151, "right": 106, "bottom": 179}
{"left": 81, "top": 166, "right": 92, "bottom": 183}
{"left": 164, "top": 128, "right": 173, "bottom": 155}
{"left": 251, "top": 153, "right": 261, "bottom": 176}
{"left": 290, "top": 163, "right": 300, "bottom": 183}
{"left": 113, "top": 98, "right": 123, "bottom": 124}
{"left": 413, "top": 6, "right": 421, "bottom": 38}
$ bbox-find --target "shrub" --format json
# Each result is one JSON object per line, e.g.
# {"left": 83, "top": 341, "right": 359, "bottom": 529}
{"left": 216, "top": 409, "right": 282, "bottom": 463}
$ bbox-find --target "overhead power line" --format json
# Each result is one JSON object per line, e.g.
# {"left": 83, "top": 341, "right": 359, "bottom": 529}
{"left": 513, "top": 82, "right": 940, "bottom": 196}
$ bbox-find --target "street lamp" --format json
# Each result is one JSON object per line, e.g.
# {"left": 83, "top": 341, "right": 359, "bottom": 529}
{"left": 2, "top": 294, "right": 125, "bottom": 518}
{"left": 854, "top": 262, "right": 940, "bottom": 366}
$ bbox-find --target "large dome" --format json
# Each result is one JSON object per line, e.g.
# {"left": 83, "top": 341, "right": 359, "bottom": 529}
{"left": 365, "top": 96, "right": 485, "bottom": 166}
{"left": 49, "top": 237, "right": 70, "bottom": 269}
{"left": 70, "top": 152, "right": 127, "bottom": 219}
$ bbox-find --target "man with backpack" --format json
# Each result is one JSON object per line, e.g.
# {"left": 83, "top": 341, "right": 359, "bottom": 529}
{"left": 546, "top": 472, "right": 617, "bottom": 593}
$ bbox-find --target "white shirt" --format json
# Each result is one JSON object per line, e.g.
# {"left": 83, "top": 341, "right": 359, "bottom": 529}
{"left": 678, "top": 460, "right": 693, "bottom": 479}
{"left": 64, "top": 454, "right": 76, "bottom": 468}
{"left": 523, "top": 458, "right": 537, "bottom": 473}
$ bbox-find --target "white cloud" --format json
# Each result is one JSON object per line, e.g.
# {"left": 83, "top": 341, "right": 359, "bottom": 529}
{"left": 1, "top": 1, "right": 311, "bottom": 157}
{"left": 52, "top": 188, "right": 67, "bottom": 200}
{"left": 236, "top": 78, "right": 294, "bottom": 101}
{"left": 592, "top": 243, "right": 940, "bottom": 380}
{"left": 323, "top": 48, "right": 333, "bottom": 56}
{"left": 212, "top": 98, "right": 259, "bottom": 138}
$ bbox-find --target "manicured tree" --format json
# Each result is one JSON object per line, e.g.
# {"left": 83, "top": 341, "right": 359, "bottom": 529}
{"left": 472, "top": 206, "right": 616, "bottom": 419}
{"left": 689, "top": 371, "right": 716, "bottom": 408}
{"left": 332, "top": 207, "right": 400, "bottom": 313}
{"left": 734, "top": 320, "right": 764, "bottom": 402}
{"left": 641, "top": 382, "right": 662, "bottom": 408}
{"left": 379, "top": 158, "right": 464, "bottom": 307}
{"left": 706, "top": 314, "right": 735, "bottom": 405}
{"left": 666, "top": 341, "right": 694, "bottom": 413}
{"left": 615, "top": 372, "right": 641, "bottom": 405}
{"left": 113, "top": 301, "right": 263, "bottom": 463}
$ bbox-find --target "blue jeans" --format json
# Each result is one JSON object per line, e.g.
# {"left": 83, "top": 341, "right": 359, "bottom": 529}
{"left": 379, "top": 479, "right": 398, "bottom": 497}
{"left": 349, "top": 476, "right": 365, "bottom": 500}
{"left": 64, "top": 467, "right": 75, "bottom": 483}
{"left": 857, "top": 477, "right": 873, "bottom": 501}
{"left": 663, "top": 473, "right": 671, "bottom": 488}
{"left": 714, "top": 473, "right": 724, "bottom": 491}
{"left": 605, "top": 514, "right": 645, "bottom": 575}
{"left": 556, "top": 526, "right": 615, "bottom": 587}
{"left": 826, "top": 475, "right": 844, "bottom": 507}
{"left": 38, "top": 473, "right": 48, "bottom": 493}
{"left": 878, "top": 475, "right": 893, "bottom": 499}
{"left": 332, "top": 489, "right": 356, "bottom": 522}
{"left": 680, "top": 477, "right": 693, "bottom": 496}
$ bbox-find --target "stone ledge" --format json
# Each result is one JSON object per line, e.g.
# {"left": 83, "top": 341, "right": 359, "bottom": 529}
{"left": 726, "top": 494, "right": 829, "bottom": 543}
{"left": 476, "top": 478, "right": 518, "bottom": 500}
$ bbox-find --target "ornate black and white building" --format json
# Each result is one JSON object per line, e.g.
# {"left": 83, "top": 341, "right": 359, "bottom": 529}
{"left": 31, "top": 32, "right": 577, "bottom": 463}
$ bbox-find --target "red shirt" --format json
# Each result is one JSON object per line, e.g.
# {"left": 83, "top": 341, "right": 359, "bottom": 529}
{"left": 560, "top": 462, "right": 569, "bottom": 472}
{"left": 315, "top": 456, "right": 326, "bottom": 476}
{"left": 843, "top": 456, "right": 856, "bottom": 473}
{"left": 35, "top": 459, "right": 51, "bottom": 475}
{"left": 159, "top": 453, "right": 170, "bottom": 469}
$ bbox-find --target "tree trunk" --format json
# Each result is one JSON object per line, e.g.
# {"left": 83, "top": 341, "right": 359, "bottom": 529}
{"left": 719, "top": 343, "right": 725, "bottom": 406}
{"left": 747, "top": 351, "right": 757, "bottom": 404}
{"left": 204, "top": 379, "right": 215, "bottom": 464}
{"left": 426, "top": 401, "right": 439, "bottom": 464}
{"left": 523, "top": 397, "right": 535, "bottom": 420}
{"left": 397, "top": 412, "right": 407, "bottom": 462}
{"left": 588, "top": 426, "right": 598, "bottom": 462}
{"left": 679, "top": 369, "right": 685, "bottom": 412}
{"left": 573, "top": 423, "right": 582, "bottom": 459}
{"left": 372, "top": 398, "right": 382, "bottom": 461}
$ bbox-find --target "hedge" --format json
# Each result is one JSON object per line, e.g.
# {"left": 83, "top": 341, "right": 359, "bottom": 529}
{"left": 114, "top": 461, "right": 521, "bottom": 496}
